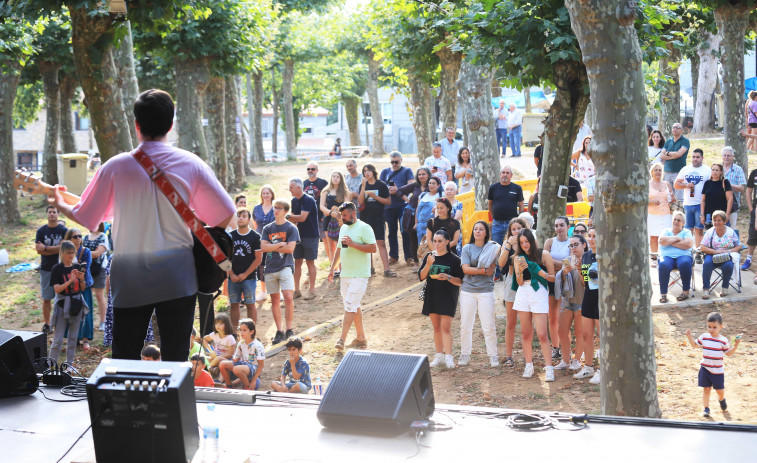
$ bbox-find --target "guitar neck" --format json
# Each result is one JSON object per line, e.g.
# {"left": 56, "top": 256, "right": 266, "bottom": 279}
{"left": 14, "top": 172, "right": 81, "bottom": 206}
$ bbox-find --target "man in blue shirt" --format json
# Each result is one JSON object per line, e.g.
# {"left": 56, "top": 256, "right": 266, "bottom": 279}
{"left": 661, "top": 123, "right": 690, "bottom": 202}
{"left": 380, "top": 151, "right": 415, "bottom": 265}
{"left": 288, "top": 178, "right": 320, "bottom": 301}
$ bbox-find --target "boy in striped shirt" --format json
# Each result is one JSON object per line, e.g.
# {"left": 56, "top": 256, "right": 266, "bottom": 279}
{"left": 686, "top": 312, "right": 742, "bottom": 417}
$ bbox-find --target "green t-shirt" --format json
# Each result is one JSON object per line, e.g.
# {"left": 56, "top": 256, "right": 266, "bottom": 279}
{"left": 338, "top": 220, "right": 376, "bottom": 278}
{"left": 189, "top": 341, "right": 210, "bottom": 368}
{"left": 662, "top": 136, "right": 690, "bottom": 173}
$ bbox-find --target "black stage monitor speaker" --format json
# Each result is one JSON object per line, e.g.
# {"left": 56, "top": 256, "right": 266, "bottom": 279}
{"left": 0, "top": 329, "right": 39, "bottom": 398}
{"left": 1, "top": 329, "right": 47, "bottom": 363}
{"left": 317, "top": 350, "right": 434, "bottom": 432}
{"left": 86, "top": 358, "right": 199, "bottom": 463}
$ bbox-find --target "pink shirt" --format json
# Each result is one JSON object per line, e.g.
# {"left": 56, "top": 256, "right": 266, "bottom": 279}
{"left": 72, "top": 141, "right": 235, "bottom": 307}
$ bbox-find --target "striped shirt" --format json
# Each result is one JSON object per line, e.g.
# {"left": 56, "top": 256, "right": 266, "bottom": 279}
{"left": 695, "top": 333, "right": 730, "bottom": 375}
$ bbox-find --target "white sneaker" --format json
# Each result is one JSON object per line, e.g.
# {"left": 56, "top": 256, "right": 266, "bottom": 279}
{"left": 458, "top": 355, "right": 471, "bottom": 366}
{"left": 573, "top": 365, "right": 594, "bottom": 379}
{"left": 522, "top": 363, "right": 535, "bottom": 378}
{"left": 445, "top": 354, "right": 456, "bottom": 369}
{"left": 545, "top": 366, "right": 555, "bottom": 382}
{"left": 429, "top": 353, "right": 445, "bottom": 368}
{"left": 553, "top": 360, "right": 569, "bottom": 370}
{"left": 569, "top": 359, "right": 582, "bottom": 371}
{"left": 490, "top": 356, "right": 500, "bottom": 367}
{"left": 589, "top": 369, "right": 601, "bottom": 385}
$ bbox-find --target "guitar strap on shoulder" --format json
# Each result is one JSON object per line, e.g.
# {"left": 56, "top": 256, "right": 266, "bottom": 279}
{"left": 131, "top": 148, "right": 232, "bottom": 272}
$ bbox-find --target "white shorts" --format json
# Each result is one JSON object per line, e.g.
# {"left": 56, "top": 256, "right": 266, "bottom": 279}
{"left": 648, "top": 213, "right": 671, "bottom": 237}
{"left": 340, "top": 277, "right": 368, "bottom": 313}
{"left": 512, "top": 283, "right": 549, "bottom": 313}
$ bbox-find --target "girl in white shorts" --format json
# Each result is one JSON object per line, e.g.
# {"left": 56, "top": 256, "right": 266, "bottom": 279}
{"left": 510, "top": 229, "right": 555, "bottom": 382}
{"left": 497, "top": 218, "right": 528, "bottom": 368}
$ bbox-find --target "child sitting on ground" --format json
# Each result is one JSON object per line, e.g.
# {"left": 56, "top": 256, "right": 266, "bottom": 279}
{"left": 141, "top": 344, "right": 161, "bottom": 361}
{"left": 219, "top": 318, "right": 264, "bottom": 390}
{"left": 191, "top": 353, "right": 215, "bottom": 388}
{"left": 271, "top": 337, "right": 311, "bottom": 394}
{"left": 189, "top": 328, "right": 210, "bottom": 368}
{"left": 202, "top": 313, "right": 236, "bottom": 378}
{"left": 686, "top": 312, "right": 742, "bottom": 417}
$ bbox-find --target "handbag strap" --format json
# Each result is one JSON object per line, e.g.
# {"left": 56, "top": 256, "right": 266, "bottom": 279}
{"left": 132, "top": 148, "right": 232, "bottom": 272}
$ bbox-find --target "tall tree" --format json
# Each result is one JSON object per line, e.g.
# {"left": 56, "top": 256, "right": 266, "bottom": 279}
{"left": 566, "top": 0, "right": 661, "bottom": 418}
{"left": 693, "top": 31, "right": 721, "bottom": 132}
{"left": 113, "top": 21, "right": 140, "bottom": 145}
{"left": 366, "top": 52, "right": 386, "bottom": 155}
{"left": 0, "top": 15, "right": 34, "bottom": 223}
{"left": 58, "top": 71, "right": 78, "bottom": 154}
{"left": 458, "top": 60, "right": 500, "bottom": 210}
{"left": 714, "top": 1, "right": 753, "bottom": 170}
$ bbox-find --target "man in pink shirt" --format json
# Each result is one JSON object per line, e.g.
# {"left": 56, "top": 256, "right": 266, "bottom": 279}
{"left": 51, "top": 89, "right": 235, "bottom": 361}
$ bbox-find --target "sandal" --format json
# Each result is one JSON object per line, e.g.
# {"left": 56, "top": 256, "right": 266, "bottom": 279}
{"left": 504, "top": 357, "right": 514, "bottom": 367}
{"left": 702, "top": 290, "right": 710, "bottom": 300}
{"left": 384, "top": 269, "right": 398, "bottom": 278}
{"left": 659, "top": 294, "right": 668, "bottom": 303}
{"left": 82, "top": 341, "right": 91, "bottom": 351}
{"left": 676, "top": 293, "right": 690, "bottom": 302}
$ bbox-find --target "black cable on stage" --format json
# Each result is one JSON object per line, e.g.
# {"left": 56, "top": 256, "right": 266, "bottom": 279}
{"left": 54, "top": 409, "right": 103, "bottom": 463}
{"left": 37, "top": 387, "right": 87, "bottom": 403}
{"left": 572, "top": 413, "right": 757, "bottom": 433}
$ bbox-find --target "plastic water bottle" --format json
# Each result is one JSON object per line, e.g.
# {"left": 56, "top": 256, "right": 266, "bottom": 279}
{"left": 313, "top": 377, "right": 323, "bottom": 395}
{"left": 201, "top": 403, "right": 220, "bottom": 463}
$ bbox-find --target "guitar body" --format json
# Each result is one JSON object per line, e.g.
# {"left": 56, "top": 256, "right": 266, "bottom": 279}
{"left": 13, "top": 170, "right": 81, "bottom": 205}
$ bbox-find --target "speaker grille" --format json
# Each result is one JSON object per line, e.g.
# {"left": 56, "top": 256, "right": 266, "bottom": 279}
{"left": 321, "top": 351, "right": 422, "bottom": 419}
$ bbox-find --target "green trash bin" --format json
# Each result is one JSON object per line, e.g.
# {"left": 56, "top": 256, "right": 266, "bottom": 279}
{"left": 56, "top": 153, "right": 89, "bottom": 196}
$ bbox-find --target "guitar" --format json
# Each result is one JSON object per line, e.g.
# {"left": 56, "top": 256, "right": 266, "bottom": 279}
{"left": 13, "top": 170, "right": 81, "bottom": 205}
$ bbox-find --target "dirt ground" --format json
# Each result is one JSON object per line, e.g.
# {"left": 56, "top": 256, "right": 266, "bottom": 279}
{"left": 2, "top": 152, "right": 755, "bottom": 423}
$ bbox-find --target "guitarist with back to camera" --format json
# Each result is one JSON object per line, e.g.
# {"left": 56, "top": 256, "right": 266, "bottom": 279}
{"left": 49, "top": 89, "right": 235, "bottom": 362}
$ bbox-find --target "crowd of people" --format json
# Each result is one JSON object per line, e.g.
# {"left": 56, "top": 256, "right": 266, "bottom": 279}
{"left": 34, "top": 88, "right": 751, "bottom": 394}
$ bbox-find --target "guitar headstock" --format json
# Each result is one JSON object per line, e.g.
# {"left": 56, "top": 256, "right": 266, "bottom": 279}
{"left": 13, "top": 169, "right": 50, "bottom": 198}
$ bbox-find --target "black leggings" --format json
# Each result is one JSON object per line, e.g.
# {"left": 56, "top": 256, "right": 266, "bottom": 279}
{"left": 112, "top": 294, "right": 196, "bottom": 361}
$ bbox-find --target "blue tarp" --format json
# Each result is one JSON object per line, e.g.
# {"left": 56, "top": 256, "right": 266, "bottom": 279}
{"left": 745, "top": 77, "right": 757, "bottom": 98}
{"left": 492, "top": 89, "right": 548, "bottom": 109}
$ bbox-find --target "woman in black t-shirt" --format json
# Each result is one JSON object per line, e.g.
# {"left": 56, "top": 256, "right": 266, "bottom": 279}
{"left": 426, "top": 198, "right": 461, "bottom": 254}
{"left": 419, "top": 228, "right": 463, "bottom": 369}
{"left": 574, "top": 227, "right": 601, "bottom": 383}
{"left": 700, "top": 163, "right": 733, "bottom": 226}
{"left": 48, "top": 240, "right": 88, "bottom": 367}
{"left": 358, "top": 164, "right": 397, "bottom": 277}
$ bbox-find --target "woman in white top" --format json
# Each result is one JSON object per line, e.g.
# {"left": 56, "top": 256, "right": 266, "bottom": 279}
{"left": 454, "top": 146, "right": 474, "bottom": 194}
{"left": 647, "top": 129, "right": 664, "bottom": 167}
{"left": 543, "top": 216, "right": 571, "bottom": 361}
{"left": 571, "top": 136, "right": 595, "bottom": 184}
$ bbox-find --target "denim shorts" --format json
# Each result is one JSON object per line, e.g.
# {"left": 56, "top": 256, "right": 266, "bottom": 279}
{"left": 561, "top": 302, "right": 582, "bottom": 312}
{"left": 284, "top": 381, "right": 310, "bottom": 393}
{"left": 684, "top": 205, "right": 704, "bottom": 230}
{"left": 228, "top": 278, "right": 257, "bottom": 304}
{"left": 231, "top": 360, "right": 257, "bottom": 381}
{"left": 39, "top": 269, "right": 54, "bottom": 301}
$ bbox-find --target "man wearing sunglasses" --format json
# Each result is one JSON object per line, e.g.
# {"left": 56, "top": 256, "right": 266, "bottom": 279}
{"left": 380, "top": 151, "right": 415, "bottom": 265}
{"left": 303, "top": 162, "right": 328, "bottom": 237}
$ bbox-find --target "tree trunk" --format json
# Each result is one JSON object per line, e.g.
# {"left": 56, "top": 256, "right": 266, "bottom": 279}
{"left": 226, "top": 76, "right": 245, "bottom": 190}
{"left": 251, "top": 71, "right": 265, "bottom": 162}
{"left": 491, "top": 76, "right": 501, "bottom": 98}
{"left": 68, "top": 6, "right": 133, "bottom": 162}
{"left": 458, "top": 61, "right": 500, "bottom": 211}
{"left": 0, "top": 62, "right": 21, "bottom": 223}
{"left": 174, "top": 57, "right": 211, "bottom": 160}
{"left": 206, "top": 77, "right": 227, "bottom": 189}
{"left": 436, "top": 45, "right": 462, "bottom": 133}
{"left": 363, "top": 102, "right": 370, "bottom": 148}
{"left": 114, "top": 21, "right": 139, "bottom": 145}
{"left": 566, "top": 0, "right": 661, "bottom": 418}
{"left": 715, "top": 5, "right": 751, "bottom": 170}
{"left": 536, "top": 61, "right": 591, "bottom": 240}
{"left": 271, "top": 66, "right": 279, "bottom": 154}
{"left": 59, "top": 74, "right": 78, "bottom": 154}
{"left": 408, "top": 74, "right": 434, "bottom": 163}
{"left": 693, "top": 32, "right": 721, "bottom": 133}
{"left": 342, "top": 94, "right": 361, "bottom": 146}
{"left": 40, "top": 61, "right": 61, "bottom": 186}
{"left": 367, "top": 52, "right": 385, "bottom": 155}
{"left": 584, "top": 99, "right": 595, "bottom": 129}
{"left": 524, "top": 87, "right": 532, "bottom": 113}
{"left": 425, "top": 86, "right": 437, "bottom": 142}
{"left": 658, "top": 46, "right": 681, "bottom": 136}
{"left": 235, "top": 76, "right": 251, "bottom": 175}
{"left": 282, "top": 59, "right": 296, "bottom": 160}
{"left": 691, "top": 52, "right": 700, "bottom": 111}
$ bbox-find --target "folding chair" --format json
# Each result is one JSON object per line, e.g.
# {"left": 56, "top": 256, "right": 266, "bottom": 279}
{"left": 710, "top": 251, "right": 743, "bottom": 294}
{"left": 654, "top": 251, "right": 697, "bottom": 295}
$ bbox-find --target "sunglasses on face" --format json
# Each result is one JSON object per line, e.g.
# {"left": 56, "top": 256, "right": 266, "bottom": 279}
{"left": 72, "top": 235, "right": 82, "bottom": 239}
{"left": 391, "top": 161, "right": 400, "bottom": 165}
{"left": 307, "top": 168, "right": 316, "bottom": 172}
